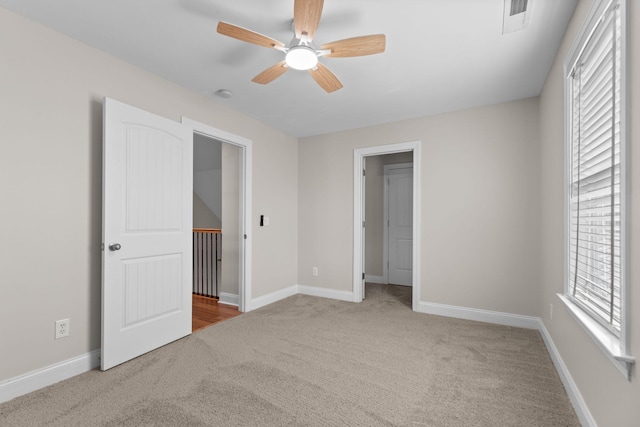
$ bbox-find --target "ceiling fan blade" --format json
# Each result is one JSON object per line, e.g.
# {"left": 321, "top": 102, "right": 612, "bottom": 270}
{"left": 252, "top": 61, "right": 289, "bottom": 84}
{"left": 217, "top": 21, "right": 285, "bottom": 49}
{"left": 309, "top": 63, "right": 343, "bottom": 93}
{"left": 294, "top": 0, "right": 324, "bottom": 41}
{"left": 321, "top": 34, "right": 386, "bottom": 58}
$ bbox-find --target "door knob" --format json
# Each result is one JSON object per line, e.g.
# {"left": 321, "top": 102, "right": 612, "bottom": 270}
{"left": 109, "top": 243, "right": 122, "bottom": 251}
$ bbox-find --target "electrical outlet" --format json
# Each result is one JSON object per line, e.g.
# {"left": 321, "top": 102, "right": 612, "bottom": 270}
{"left": 55, "top": 318, "right": 70, "bottom": 339}
{"left": 312, "top": 267, "right": 318, "bottom": 277}
{"left": 549, "top": 303, "right": 553, "bottom": 321}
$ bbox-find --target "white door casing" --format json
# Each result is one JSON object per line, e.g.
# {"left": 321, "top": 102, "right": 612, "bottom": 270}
{"left": 385, "top": 164, "right": 413, "bottom": 286}
{"left": 102, "top": 98, "right": 193, "bottom": 371}
{"left": 181, "top": 117, "right": 252, "bottom": 313}
{"left": 353, "top": 141, "right": 421, "bottom": 310}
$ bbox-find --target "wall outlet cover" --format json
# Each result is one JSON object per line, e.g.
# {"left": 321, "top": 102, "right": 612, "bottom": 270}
{"left": 55, "top": 319, "right": 70, "bottom": 339}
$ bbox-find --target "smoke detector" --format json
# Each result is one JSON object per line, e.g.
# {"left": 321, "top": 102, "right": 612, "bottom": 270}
{"left": 214, "top": 89, "right": 233, "bottom": 99}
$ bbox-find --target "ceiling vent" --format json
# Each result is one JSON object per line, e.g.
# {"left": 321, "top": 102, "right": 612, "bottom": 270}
{"left": 510, "top": 0, "right": 528, "bottom": 16}
{"left": 503, "top": 0, "right": 532, "bottom": 34}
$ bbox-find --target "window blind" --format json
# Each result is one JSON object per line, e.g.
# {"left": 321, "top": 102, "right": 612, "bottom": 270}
{"left": 568, "top": 3, "right": 621, "bottom": 335}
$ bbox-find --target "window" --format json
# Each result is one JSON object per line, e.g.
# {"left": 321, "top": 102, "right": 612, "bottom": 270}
{"left": 567, "top": 0, "right": 622, "bottom": 335}
{"left": 563, "top": 0, "right": 633, "bottom": 379}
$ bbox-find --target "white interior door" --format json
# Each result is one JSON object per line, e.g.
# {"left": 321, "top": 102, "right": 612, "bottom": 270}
{"left": 387, "top": 165, "right": 413, "bottom": 286}
{"left": 102, "top": 98, "right": 193, "bottom": 371}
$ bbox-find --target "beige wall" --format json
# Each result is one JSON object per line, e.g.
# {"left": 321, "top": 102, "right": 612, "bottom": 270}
{"left": 221, "top": 143, "right": 240, "bottom": 296}
{"left": 299, "top": 97, "right": 541, "bottom": 316}
{"left": 365, "top": 152, "right": 413, "bottom": 278}
{"left": 193, "top": 192, "right": 221, "bottom": 229}
{"left": 0, "top": 7, "right": 297, "bottom": 382}
{"left": 539, "top": 0, "right": 640, "bottom": 425}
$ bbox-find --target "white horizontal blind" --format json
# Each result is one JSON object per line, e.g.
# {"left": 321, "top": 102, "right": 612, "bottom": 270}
{"left": 568, "top": 3, "right": 621, "bottom": 335}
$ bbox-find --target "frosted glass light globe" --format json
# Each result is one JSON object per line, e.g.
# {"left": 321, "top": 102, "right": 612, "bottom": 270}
{"left": 285, "top": 46, "right": 318, "bottom": 70}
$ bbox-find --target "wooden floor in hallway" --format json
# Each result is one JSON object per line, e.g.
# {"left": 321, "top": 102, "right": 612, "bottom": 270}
{"left": 192, "top": 294, "right": 242, "bottom": 332}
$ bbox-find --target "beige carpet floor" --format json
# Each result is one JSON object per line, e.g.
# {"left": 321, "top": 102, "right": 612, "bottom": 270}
{"left": 0, "top": 284, "right": 579, "bottom": 426}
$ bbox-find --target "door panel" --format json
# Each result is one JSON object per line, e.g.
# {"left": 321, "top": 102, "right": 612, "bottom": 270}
{"left": 395, "top": 239, "right": 413, "bottom": 270}
{"left": 388, "top": 167, "right": 413, "bottom": 286}
{"left": 123, "top": 254, "right": 182, "bottom": 326}
{"left": 124, "top": 128, "right": 183, "bottom": 231}
{"left": 102, "top": 98, "right": 193, "bottom": 371}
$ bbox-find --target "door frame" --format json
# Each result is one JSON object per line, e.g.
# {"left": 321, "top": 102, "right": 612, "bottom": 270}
{"left": 182, "top": 117, "right": 252, "bottom": 313}
{"left": 383, "top": 162, "right": 413, "bottom": 286}
{"left": 353, "top": 141, "right": 421, "bottom": 311}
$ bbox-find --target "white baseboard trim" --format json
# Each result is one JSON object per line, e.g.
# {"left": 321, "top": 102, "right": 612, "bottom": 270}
{"left": 248, "top": 285, "right": 298, "bottom": 311}
{"left": 416, "top": 301, "right": 540, "bottom": 330}
{"left": 365, "top": 275, "right": 386, "bottom": 284}
{"left": 538, "top": 320, "right": 597, "bottom": 427}
{"left": 248, "top": 284, "right": 355, "bottom": 311}
{"left": 297, "top": 285, "right": 355, "bottom": 302}
{"left": 0, "top": 349, "right": 100, "bottom": 404}
{"left": 218, "top": 292, "right": 239, "bottom": 307}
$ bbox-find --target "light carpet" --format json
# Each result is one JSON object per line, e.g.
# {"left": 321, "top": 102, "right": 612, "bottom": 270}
{"left": 0, "top": 284, "right": 579, "bottom": 426}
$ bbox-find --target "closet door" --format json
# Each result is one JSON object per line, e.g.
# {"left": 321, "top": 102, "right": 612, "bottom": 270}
{"left": 387, "top": 166, "right": 413, "bottom": 286}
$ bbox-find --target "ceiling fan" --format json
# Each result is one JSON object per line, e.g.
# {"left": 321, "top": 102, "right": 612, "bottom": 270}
{"left": 216, "top": 0, "right": 386, "bottom": 93}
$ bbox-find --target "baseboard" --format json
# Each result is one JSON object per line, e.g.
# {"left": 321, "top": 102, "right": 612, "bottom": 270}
{"left": 365, "top": 275, "right": 386, "bottom": 284}
{"left": 537, "top": 320, "right": 597, "bottom": 427}
{"left": 297, "top": 285, "right": 355, "bottom": 302}
{"left": 416, "top": 301, "right": 540, "bottom": 330}
{"left": 0, "top": 349, "right": 100, "bottom": 404}
{"left": 248, "top": 285, "right": 298, "bottom": 311}
{"left": 218, "top": 292, "right": 239, "bottom": 307}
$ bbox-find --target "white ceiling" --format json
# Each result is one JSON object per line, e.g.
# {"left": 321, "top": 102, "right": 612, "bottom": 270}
{"left": 0, "top": 0, "right": 577, "bottom": 137}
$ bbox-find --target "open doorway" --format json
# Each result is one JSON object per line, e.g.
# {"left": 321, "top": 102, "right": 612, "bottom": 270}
{"left": 192, "top": 135, "right": 243, "bottom": 331}
{"left": 353, "top": 141, "right": 421, "bottom": 311}
{"left": 363, "top": 153, "right": 413, "bottom": 307}
{"left": 182, "top": 117, "right": 253, "bottom": 326}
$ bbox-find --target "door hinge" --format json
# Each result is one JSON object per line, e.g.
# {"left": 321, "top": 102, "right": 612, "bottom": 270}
{"left": 362, "top": 272, "right": 365, "bottom": 280}
{"left": 362, "top": 220, "right": 365, "bottom": 228}
{"left": 244, "top": 234, "right": 247, "bottom": 239}
{"left": 363, "top": 169, "right": 366, "bottom": 176}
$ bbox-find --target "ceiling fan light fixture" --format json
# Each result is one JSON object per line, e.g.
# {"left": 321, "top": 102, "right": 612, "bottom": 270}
{"left": 285, "top": 45, "right": 318, "bottom": 70}
{"left": 216, "top": 0, "right": 386, "bottom": 92}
